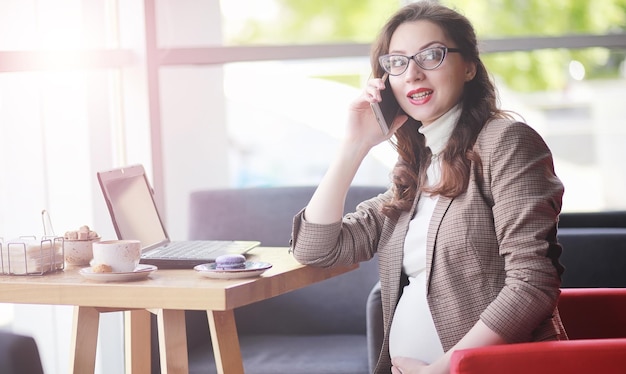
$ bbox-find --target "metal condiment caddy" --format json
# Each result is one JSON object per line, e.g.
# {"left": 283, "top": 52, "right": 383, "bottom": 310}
{"left": 0, "top": 209, "right": 65, "bottom": 275}
{"left": 0, "top": 236, "right": 65, "bottom": 275}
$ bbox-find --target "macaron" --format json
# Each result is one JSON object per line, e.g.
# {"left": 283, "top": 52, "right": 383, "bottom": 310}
{"left": 215, "top": 254, "right": 246, "bottom": 270}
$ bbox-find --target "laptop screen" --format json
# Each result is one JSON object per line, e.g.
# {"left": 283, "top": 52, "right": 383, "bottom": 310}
{"left": 97, "top": 165, "right": 169, "bottom": 250}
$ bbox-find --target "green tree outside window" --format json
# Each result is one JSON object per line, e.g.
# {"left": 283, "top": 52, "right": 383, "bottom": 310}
{"left": 224, "top": 0, "right": 626, "bottom": 91}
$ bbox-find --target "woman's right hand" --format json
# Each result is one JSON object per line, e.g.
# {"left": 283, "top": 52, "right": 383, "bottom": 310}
{"left": 303, "top": 77, "right": 407, "bottom": 224}
{"left": 345, "top": 76, "right": 407, "bottom": 149}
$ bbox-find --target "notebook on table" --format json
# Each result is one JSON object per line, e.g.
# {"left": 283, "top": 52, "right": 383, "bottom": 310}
{"left": 97, "top": 164, "right": 260, "bottom": 269}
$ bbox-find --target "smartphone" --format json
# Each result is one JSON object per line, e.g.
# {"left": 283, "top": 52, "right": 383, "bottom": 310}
{"left": 370, "top": 73, "right": 401, "bottom": 135}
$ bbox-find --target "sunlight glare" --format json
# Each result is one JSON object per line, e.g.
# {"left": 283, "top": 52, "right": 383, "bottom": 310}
{"left": 36, "top": 0, "right": 83, "bottom": 49}
{"left": 568, "top": 60, "right": 586, "bottom": 81}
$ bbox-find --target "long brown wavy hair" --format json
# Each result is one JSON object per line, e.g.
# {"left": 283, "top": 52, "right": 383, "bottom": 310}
{"left": 371, "top": 1, "right": 510, "bottom": 219}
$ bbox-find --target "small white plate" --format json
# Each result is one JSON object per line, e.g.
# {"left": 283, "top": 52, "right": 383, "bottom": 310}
{"left": 194, "top": 261, "right": 272, "bottom": 279}
{"left": 79, "top": 264, "right": 158, "bottom": 282}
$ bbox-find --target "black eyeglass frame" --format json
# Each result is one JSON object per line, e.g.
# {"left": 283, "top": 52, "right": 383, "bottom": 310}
{"left": 379, "top": 46, "right": 462, "bottom": 76}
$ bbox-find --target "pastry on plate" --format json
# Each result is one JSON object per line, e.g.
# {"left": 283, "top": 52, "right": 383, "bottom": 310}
{"left": 215, "top": 254, "right": 246, "bottom": 270}
{"left": 91, "top": 263, "right": 113, "bottom": 273}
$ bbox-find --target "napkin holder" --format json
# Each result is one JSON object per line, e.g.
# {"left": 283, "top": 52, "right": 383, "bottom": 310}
{"left": 0, "top": 236, "right": 65, "bottom": 275}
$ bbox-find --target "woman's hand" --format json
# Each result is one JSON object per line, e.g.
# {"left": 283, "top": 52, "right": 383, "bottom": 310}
{"left": 391, "top": 357, "right": 434, "bottom": 374}
{"left": 346, "top": 76, "right": 407, "bottom": 149}
{"left": 391, "top": 321, "right": 506, "bottom": 374}
{"left": 303, "top": 77, "right": 408, "bottom": 224}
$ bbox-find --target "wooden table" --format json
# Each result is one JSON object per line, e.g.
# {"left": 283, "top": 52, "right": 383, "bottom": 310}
{"left": 0, "top": 247, "right": 357, "bottom": 374}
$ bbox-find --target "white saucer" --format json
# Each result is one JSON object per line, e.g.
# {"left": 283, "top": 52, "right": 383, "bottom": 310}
{"left": 194, "top": 261, "right": 272, "bottom": 279}
{"left": 79, "top": 264, "right": 158, "bottom": 282}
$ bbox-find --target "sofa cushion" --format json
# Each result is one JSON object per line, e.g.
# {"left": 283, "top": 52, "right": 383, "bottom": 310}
{"left": 558, "top": 211, "right": 626, "bottom": 228}
{"left": 188, "top": 335, "right": 369, "bottom": 374}
{"left": 235, "top": 255, "right": 379, "bottom": 336}
{"left": 558, "top": 228, "right": 626, "bottom": 288}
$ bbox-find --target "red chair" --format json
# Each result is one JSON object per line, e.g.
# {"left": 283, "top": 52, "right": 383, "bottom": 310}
{"left": 450, "top": 288, "right": 626, "bottom": 374}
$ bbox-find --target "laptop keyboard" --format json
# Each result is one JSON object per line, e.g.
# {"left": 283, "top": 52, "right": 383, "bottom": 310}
{"left": 145, "top": 241, "right": 239, "bottom": 259}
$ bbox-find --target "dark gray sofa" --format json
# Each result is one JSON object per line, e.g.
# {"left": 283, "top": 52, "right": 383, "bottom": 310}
{"left": 0, "top": 330, "right": 44, "bottom": 374}
{"left": 150, "top": 186, "right": 387, "bottom": 374}
{"left": 556, "top": 210, "right": 626, "bottom": 288}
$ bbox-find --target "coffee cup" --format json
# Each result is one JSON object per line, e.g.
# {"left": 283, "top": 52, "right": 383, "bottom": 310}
{"left": 90, "top": 240, "right": 141, "bottom": 273}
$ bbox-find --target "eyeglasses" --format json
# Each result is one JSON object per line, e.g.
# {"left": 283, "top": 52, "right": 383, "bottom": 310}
{"left": 379, "top": 46, "right": 461, "bottom": 76}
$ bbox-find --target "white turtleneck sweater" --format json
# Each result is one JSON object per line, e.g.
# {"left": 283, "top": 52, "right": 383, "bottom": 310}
{"left": 388, "top": 104, "right": 461, "bottom": 363}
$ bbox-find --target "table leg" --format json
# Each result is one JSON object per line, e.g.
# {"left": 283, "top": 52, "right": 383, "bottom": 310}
{"left": 157, "top": 309, "right": 189, "bottom": 374}
{"left": 69, "top": 306, "right": 99, "bottom": 374}
{"left": 207, "top": 310, "right": 244, "bottom": 374}
{"left": 124, "top": 309, "right": 152, "bottom": 374}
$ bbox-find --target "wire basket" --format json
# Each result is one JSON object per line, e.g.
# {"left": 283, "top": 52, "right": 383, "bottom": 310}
{"left": 0, "top": 236, "right": 65, "bottom": 275}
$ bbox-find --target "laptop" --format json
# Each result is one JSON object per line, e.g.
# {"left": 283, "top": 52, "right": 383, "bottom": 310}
{"left": 97, "top": 164, "right": 260, "bottom": 269}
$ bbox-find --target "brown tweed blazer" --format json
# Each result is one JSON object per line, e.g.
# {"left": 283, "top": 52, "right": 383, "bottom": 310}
{"left": 291, "top": 118, "right": 566, "bottom": 373}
